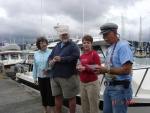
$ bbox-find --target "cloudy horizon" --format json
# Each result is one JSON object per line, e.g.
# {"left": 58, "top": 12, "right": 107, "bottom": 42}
{"left": 0, "top": 0, "right": 150, "bottom": 44}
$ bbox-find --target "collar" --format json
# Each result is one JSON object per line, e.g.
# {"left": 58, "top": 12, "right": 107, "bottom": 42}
{"left": 39, "top": 48, "right": 48, "bottom": 53}
{"left": 58, "top": 39, "right": 71, "bottom": 45}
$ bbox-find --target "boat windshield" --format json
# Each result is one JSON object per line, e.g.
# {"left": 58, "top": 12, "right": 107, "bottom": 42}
{"left": 0, "top": 54, "right": 9, "bottom": 60}
{"left": 11, "top": 54, "right": 19, "bottom": 60}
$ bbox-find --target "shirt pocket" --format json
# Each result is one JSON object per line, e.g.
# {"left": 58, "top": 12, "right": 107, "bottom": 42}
{"left": 113, "top": 55, "right": 120, "bottom": 64}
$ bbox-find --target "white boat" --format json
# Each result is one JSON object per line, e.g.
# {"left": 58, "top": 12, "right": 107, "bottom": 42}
{"left": 16, "top": 38, "right": 150, "bottom": 113}
{"left": 134, "top": 16, "right": 147, "bottom": 58}
{"left": 0, "top": 44, "right": 21, "bottom": 51}
{"left": 0, "top": 44, "right": 35, "bottom": 78}
{"left": 0, "top": 51, "right": 27, "bottom": 78}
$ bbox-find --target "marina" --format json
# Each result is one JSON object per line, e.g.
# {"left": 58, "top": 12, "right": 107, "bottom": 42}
{"left": 1, "top": 0, "right": 150, "bottom": 113}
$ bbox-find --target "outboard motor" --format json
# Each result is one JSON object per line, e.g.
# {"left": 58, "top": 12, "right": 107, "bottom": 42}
{"left": 14, "top": 63, "right": 24, "bottom": 73}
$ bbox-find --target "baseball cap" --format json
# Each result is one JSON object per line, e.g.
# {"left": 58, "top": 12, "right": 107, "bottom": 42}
{"left": 59, "top": 29, "right": 69, "bottom": 35}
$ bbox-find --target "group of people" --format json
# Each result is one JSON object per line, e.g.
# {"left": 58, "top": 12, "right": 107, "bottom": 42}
{"left": 32, "top": 22, "right": 133, "bottom": 113}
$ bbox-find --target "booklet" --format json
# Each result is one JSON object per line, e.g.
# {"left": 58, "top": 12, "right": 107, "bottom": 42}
{"left": 86, "top": 64, "right": 98, "bottom": 70}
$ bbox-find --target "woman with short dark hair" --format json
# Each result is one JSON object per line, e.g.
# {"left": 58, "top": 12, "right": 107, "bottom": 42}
{"left": 33, "top": 36, "right": 55, "bottom": 113}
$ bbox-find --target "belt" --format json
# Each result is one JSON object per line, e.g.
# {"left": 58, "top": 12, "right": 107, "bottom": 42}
{"left": 104, "top": 80, "right": 130, "bottom": 86}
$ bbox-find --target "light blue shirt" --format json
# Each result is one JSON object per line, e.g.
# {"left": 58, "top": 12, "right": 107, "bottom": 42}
{"left": 33, "top": 48, "right": 52, "bottom": 80}
{"left": 61, "top": 42, "right": 65, "bottom": 48}
{"left": 105, "top": 40, "right": 133, "bottom": 81}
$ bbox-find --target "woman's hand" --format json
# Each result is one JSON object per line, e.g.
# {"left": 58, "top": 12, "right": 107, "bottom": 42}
{"left": 76, "top": 65, "right": 85, "bottom": 72}
{"left": 34, "top": 80, "right": 38, "bottom": 85}
{"left": 43, "top": 69, "right": 48, "bottom": 75}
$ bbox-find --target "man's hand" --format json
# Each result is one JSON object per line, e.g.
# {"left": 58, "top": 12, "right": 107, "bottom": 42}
{"left": 94, "top": 66, "right": 107, "bottom": 74}
{"left": 54, "top": 56, "right": 61, "bottom": 62}
{"left": 43, "top": 69, "right": 48, "bottom": 75}
{"left": 49, "top": 60, "right": 54, "bottom": 67}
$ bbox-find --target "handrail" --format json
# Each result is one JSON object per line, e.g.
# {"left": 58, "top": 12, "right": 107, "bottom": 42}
{"left": 99, "top": 66, "right": 150, "bottom": 97}
{"left": 134, "top": 67, "right": 149, "bottom": 97}
{"left": 133, "top": 66, "right": 150, "bottom": 70}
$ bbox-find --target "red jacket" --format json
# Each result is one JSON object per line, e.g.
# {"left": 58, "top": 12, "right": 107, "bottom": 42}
{"left": 79, "top": 50, "right": 101, "bottom": 83}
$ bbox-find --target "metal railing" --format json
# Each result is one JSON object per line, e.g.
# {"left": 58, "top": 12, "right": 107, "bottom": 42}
{"left": 133, "top": 66, "right": 150, "bottom": 97}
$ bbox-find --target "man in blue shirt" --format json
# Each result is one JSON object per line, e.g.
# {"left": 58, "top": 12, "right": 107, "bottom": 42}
{"left": 48, "top": 29, "right": 80, "bottom": 113}
{"left": 94, "top": 23, "right": 133, "bottom": 113}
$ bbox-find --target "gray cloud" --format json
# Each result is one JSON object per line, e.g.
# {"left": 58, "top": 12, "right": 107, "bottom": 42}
{"left": 0, "top": 0, "right": 149, "bottom": 44}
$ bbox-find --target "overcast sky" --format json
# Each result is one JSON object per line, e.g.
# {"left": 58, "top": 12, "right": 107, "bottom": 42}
{"left": 0, "top": 0, "right": 150, "bottom": 44}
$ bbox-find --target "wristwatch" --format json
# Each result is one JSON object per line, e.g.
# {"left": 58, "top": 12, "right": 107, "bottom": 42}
{"left": 107, "top": 67, "right": 111, "bottom": 74}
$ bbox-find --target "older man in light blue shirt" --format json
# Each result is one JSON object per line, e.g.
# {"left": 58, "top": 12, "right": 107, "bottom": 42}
{"left": 94, "top": 23, "right": 133, "bottom": 113}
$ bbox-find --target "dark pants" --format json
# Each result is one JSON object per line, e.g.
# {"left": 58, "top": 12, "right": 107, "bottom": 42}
{"left": 38, "top": 77, "right": 55, "bottom": 107}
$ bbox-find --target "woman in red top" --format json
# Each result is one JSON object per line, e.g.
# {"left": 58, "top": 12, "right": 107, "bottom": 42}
{"left": 76, "top": 35, "right": 101, "bottom": 113}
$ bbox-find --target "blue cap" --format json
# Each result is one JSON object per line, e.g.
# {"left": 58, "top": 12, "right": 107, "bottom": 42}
{"left": 99, "top": 23, "right": 118, "bottom": 35}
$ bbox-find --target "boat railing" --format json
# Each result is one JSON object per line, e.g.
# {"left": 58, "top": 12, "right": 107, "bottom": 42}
{"left": 133, "top": 66, "right": 150, "bottom": 97}
{"left": 98, "top": 66, "right": 150, "bottom": 97}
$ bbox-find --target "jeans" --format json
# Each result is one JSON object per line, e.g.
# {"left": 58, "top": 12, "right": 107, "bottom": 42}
{"left": 103, "top": 84, "right": 132, "bottom": 113}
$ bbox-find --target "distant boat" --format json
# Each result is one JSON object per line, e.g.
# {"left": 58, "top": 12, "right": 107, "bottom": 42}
{"left": 134, "top": 48, "right": 146, "bottom": 58}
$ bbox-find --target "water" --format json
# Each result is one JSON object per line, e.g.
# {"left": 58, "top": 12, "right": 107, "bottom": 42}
{"left": 133, "top": 57, "right": 150, "bottom": 66}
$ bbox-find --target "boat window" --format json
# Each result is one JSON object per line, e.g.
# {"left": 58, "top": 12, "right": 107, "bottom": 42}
{"left": 1, "top": 54, "right": 9, "bottom": 60}
{"left": 93, "top": 45, "right": 105, "bottom": 64}
{"left": 11, "top": 54, "right": 18, "bottom": 60}
{"left": 20, "top": 54, "right": 26, "bottom": 59}
{"left": 28, "top": 55, "right": 34, "bottom": 60}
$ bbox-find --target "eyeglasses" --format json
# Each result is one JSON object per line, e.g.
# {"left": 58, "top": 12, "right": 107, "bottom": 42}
{"left": 61, "top": 34, "right": 68, "bottom": 37}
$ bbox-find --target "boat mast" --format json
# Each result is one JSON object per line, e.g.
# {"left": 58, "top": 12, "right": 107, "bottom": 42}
{"left": 139, "top": 16, "right": 143, "bottom": 49}
{"left": 41, "top": 0, "right": 43, "bottom": 36}
{"left": 14, "top": 37, "right": 15, "bottom": 44}
{"left": 82, "top": 0, "right": 84, "bottom": 37}
{"left": 121, "top": 13, "right": 125, "bottom": 40}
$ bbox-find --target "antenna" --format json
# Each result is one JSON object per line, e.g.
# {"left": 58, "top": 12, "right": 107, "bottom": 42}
{"left": 139, "top": 16, "right": 142, "bottom": 48}
{"left": 9, "top": 37, "right": 11, "bottom": 44}
{"left": 41, "top": 0, "right": 43, "bottom": 36}
{"left": 2, "top": 36, "right": 3, "bottom": 46}
{"left": 121, "top": 13, "right": 125, "bottom": 40}
{"left": 23, "top": 37, "right": 24, "bottom": 50}
{"left": 83, "top": 0, "right": 84, "bottom": 37}
{"left": 14, "top": 37, "right": 15, "bottom": 43}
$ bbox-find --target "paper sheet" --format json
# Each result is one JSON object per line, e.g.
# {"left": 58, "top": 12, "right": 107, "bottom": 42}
{"left": 86, "top": 64, "right": 98, "bottom": 70}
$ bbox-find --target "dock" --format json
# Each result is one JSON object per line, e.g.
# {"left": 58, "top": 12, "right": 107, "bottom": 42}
{"left": 0, "top": 78, "right": 69, "bottom": 113}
